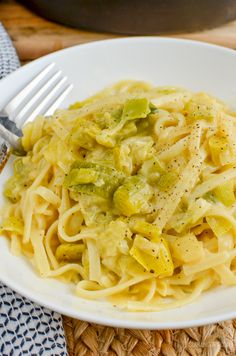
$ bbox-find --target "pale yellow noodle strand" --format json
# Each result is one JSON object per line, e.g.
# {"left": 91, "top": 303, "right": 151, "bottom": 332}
{"left": 161, "top": 125, "right": 190, "bottom": 143}
{"left": 59, "top": 187, "right": 71, "bottom": 214}
{"left": 21, "top": 191, "right": 33, "bottom": 244}
{"left": 157, "top": 136, "right": 189, "bottom": 161}
{"left": 191, "top": 167, "right": 236, "bottom": 201}
{"left": 50, "top": 119, "right": 69, "bottom": 140}
{"left": 87, "top": 238, "right": 101, "bottom": 282}
{"left": 21, "top": 162, "right": 51, "bottom": 243}
{"left": 213, "top": 264, "right": 236, "bottom": 285}
{"left": 30, "top": 162, "right": 51, "bottom": 189}
{"left": 154, "top": 150, "right": 204, "bottom": 231}
{"left": 58, "top": 204, "right": 84, "bottom": 242}
{"left": 31, "top": 229, "right": 50, "bottom": 277}
{"left": 76, "top": 276, "right": 151, "bottom": 299}
{"left": 34, "top": 186, "right": 61, "bottom": 206}
{"left": 183, "top": 250, "right": 236, "bottom": 276}
{"left": 217, "top": 233, "right": 234, "bottom": 252}
{"left": 151, "top": 92, "right": 192, "bottom": 110}
{"left": 220, "top": 114, "right": 236, "bottom": 156}
{"left": 206, "top": 206, "right": 236, "bottom": 234}
{"left": 48, "top": 263, "right": 84, "bottom": 278}
{"left": 142, "top": 278, "right": 157, "bottom": 303}
{"left": 189, "top": 121, "right": 203, "bottom": 155}
{"left": 35, "top": 214, "right": 47, "bottom": 230}
{"left": 45, "top": 220, "right": 59, "bottom": 270}
{"left": 63, "top": 90, "right": 191, "bottom": 123}
{"left": 33, "top": 199, "right": 50, "bottom": 215}
{"left": 125, "top": 275, "right": 213, "bottom": 311}
{"left": 154, "top": 113, "right": 178, "bottom": 137}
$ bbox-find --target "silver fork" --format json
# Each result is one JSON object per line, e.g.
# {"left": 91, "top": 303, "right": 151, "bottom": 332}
{"left": 0, "top": 63, "right": 73, "bottom": 155}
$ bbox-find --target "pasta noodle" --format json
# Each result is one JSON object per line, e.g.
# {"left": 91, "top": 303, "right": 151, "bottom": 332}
{"left": 2, "top": 80, "right": 236, "bottom": 311}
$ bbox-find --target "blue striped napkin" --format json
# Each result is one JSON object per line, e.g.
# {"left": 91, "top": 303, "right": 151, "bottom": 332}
{"left": 0, "top": 23, "right": 67, "bottom": 356}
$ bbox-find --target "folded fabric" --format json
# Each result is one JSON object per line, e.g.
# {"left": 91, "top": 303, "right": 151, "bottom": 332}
{"left": 0, "top": 22, "right": 67, "bottom": 356}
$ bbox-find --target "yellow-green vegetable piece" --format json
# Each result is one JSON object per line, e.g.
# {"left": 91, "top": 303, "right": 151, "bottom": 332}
{"left": 95, "top": 99, "right": 150, "bottom": 148}
{"left": 139, "top": 157, "right": 165, "bottom": 183}
{"left": 171, "top": 198, "right": 211, "bottom": 233}
{"left": 118, "top": 255, "right": 150, "bottom": 277}
{"left": 185, "top": 94, "right": 218, "bottom": 123}
{"left": 43, "top": 136, "right": 75, "bottom": 169}
{"left": 55, "top": 243, "right": 85, "bottom": 262}
{"left": 64, "top": 161, "right": 124, "bottom": 198}
{"left": 99, "top": 220, "right": 131, "bottom": 257}
{"left": 66, "top": 168, "right": 99, "bottom": 184}
{"left": 69, "top": 102, "right": 83, "bottom": 110}
{"left": 113, "top": 176, "right": 152, "bottom": 216}
{"left": 130, "top": 237, "right": 174, "bottom": 276}
{"left": 157, "top": 171, "right": 178, "bottom": 191}
{"left": 69, "top": 119, "right": 100, "bottom": 150}
{"left": 0, "top": 216, "right": 24, "bottom": 235}
{"left": 122, "top": 98, "right": 150, "bottom": 121}
{"left": 209, "top": 134, "right": 229, "bottom": 165}
{"left": 132, "top": 234, "right": 160, "bottom": 256}
{"left": 206, "top": 216, "right": 232, "bottom": 237}
{"left": 4, "top": 158, "right": 33, "bottom": 202}
{"left": 203, "top": 191, "right": 217, "bottom": 203}
{"left": 131, "top": 221, "right": 160, "bottom": 239}
{"left": 214, "top": 180, "right": 235, "bottom": 206}
{"left": 172, "top": 233, "right": 204, "bottom": 263}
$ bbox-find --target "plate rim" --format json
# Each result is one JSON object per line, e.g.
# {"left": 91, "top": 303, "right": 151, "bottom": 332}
{"left": 1, "top": 36, "right": 236, "bottom": 329}
{"left": 2, "top": 260, "right": 236, "bottom": 330}
{"left": 1, "top": 35, "right": 236, "bottom": 86}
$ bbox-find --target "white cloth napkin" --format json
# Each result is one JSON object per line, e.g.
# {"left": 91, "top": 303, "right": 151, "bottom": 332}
{"left": 0, "top": 23, "right": 67, "bottom": 356}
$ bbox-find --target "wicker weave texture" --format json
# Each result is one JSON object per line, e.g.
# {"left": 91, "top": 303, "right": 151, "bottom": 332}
{"left": 63, "top": 317, "right": 236, "bottom": 356}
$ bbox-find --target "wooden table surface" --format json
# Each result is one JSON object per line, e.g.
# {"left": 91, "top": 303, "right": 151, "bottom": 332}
{"left": 1, "top": 0, "right": 236, "bottom": 62}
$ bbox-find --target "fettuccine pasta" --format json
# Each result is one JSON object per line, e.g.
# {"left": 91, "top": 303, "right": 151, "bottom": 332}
{"left": 2, "top": 80, "right": 236, "bottom": 311}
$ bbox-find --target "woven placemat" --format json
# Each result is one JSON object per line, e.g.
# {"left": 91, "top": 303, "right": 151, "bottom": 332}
{"left": 63, "top": 316, "right": 236, "bottom": 355}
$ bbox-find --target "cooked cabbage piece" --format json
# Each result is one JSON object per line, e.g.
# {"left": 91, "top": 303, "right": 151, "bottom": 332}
{"left": 64, "top": 161, "right": 124, "bottom": 198}
{"left": 185, "top": 93, "right": 221, "bottom": 123}
{"left": 214, "top": 180, "right": 235, "bottom": 206}
{"left": 0, "top": 216, "right": 24, "bottom": 235}
{"left": 209, "top": 134, "right": 230, "bottom": 165}
{"left": 4, "top": 158, "right": 34, "bottom": 202}
{"left": 171, "top": 233, "right": 204, "bottom": 263}
{"left": 130, "top": 235, "right": 173, "bottom": 276}
{"left": 157, "top": 171, "right": 178, "bottom": 192}
{"left": 69, "top": 119, "right": 100, "bottom": 150}
{"left": 56, "top": 243, "right": 85, "bottom": 262}
{"left": 113, "top": 176, "right": 152, "bottom": 216}
{"left": 95, "top": 98, "right": 150, "bottom": 147}
{"left": 99, "top": 220, "right": 131, "bottom": 258}
{"left": 139, "top": 157, "right": 165, "bottom": 184}
{"left": 131, "top": 221, "right": 160, "bottom": 239}
{"left": 122, "top": 98, "right": 150, "bottom": 121}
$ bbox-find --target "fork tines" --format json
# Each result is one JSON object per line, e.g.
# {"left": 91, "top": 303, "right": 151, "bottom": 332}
{"left": 4, "top": 63, "right": 73, "bottom": 128}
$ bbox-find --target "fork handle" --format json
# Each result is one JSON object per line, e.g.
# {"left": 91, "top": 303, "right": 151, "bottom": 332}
{"left": 0, "top": 111, "right": 22, "bottom": 136}
{"left": 0, "top": 121, "right": 24, "bottom": 153}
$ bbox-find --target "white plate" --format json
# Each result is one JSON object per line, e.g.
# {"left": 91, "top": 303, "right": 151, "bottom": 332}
{"left": 1, "top": 37, "right": 236, "bottom": 329}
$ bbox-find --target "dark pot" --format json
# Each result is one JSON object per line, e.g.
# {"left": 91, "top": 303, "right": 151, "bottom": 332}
{"left": 21, "top": 0, "right": 236, "bottom": 35}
